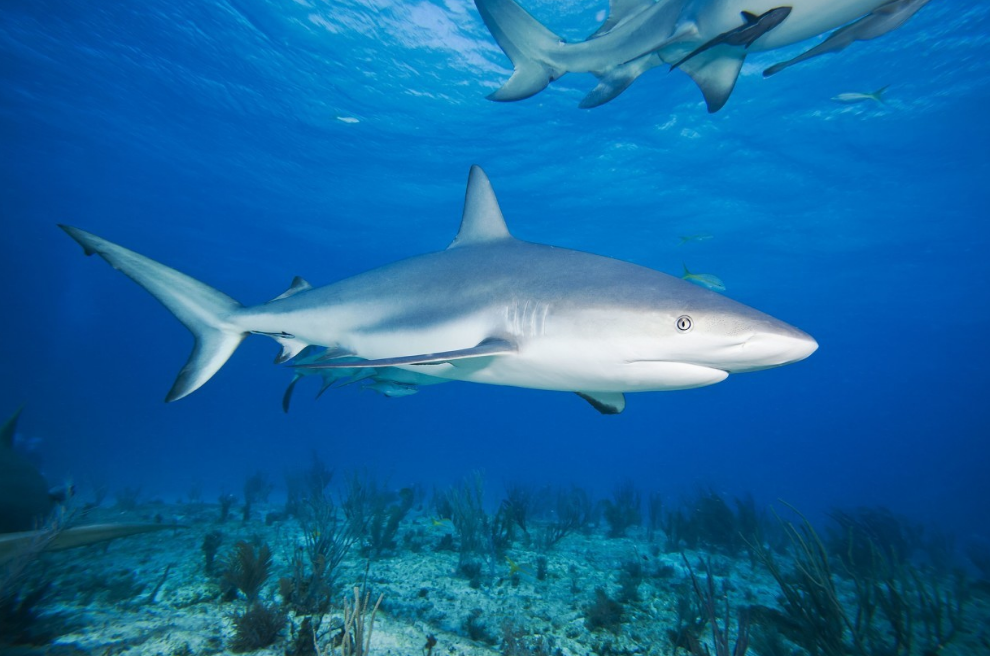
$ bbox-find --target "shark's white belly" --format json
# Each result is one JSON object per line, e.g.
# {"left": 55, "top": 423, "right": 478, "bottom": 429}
{"left": 685, "top": 0, "right": 889, "bottom": 51}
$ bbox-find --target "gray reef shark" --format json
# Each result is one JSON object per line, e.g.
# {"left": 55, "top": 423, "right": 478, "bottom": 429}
{"left": 475, "top": 0, "right": 897, "bottom": 112}
{"left": 764, "top": 0, "right": 932, "bottom": 77}
{"left": 61, "top": 166, "right": 816, "bottom": 415}
{"left": 0, "top": 408, "right": 177, "bottom": 565}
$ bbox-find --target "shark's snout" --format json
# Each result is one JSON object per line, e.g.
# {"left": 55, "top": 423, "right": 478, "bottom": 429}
{"left": 731, "top": 327, "right": 818, "bottom": 372}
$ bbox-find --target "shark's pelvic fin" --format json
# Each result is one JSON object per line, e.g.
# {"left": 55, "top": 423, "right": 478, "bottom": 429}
{"left": 1, "top": 405, "right": 24, "bottom": 450}
{"left": 268, "top": 276, "right": 312, "bottom": 303}
{"left": 282, "top": 374, "right": 302, "bottom": 413}
{"left": 580, "top": 53, "right": 662, "bottom": 109}
{"left": 589, "top": 0, "right": 654, "bottom": 39}
{"left": 273, "top": 336, "right": 310, "bottom": 365}
{"left": 576, "top": 391, "right": 626, "bottom": 415}
{"left": 476, "top": 0, "right": 563, "bottom": 101}
{"left": 676, "top": 49, "right": 746, "bottom": 113}
{"left": 292, "top": 337, "right": 517, "bottom": 370}
{"left": 59, "top": 225, "right": 246, "bottom": 402}
{"left": 448, "top": 165, "right": 513, "bottom": 248}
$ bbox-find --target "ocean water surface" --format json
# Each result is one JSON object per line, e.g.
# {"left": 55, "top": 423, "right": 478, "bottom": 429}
{"left": 2, "top": 0, "right": 989, "bottom": 653}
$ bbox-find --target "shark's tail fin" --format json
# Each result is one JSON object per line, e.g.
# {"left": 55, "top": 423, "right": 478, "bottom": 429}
{"left": 475, "top": 0, "right": 563, "bottom": 101}
{"left": 60, "top": 225, "right": 246, "bottom": 402}
{"left": 873, "top": 85, "right": 890, "bottom": 103}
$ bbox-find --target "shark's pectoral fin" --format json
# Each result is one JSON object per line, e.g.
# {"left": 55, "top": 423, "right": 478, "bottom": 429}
{"left": 675, "top": 47, "right": 746, "bottom": 113}
{"left": 580, "top": 54, "right": 662, "bottom": 109}
{"left": 577, "top": 392, "right": 626, "bottom": 415}
{"left": 292, "top": 337, "right": 517, "bottom": 370}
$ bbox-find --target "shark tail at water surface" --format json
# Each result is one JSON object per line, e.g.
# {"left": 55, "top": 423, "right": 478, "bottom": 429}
{"left": 59, "top": 225, "right": 248, "bottom": 402}
{"left": 475, "top": 0, "right": 564, "bottom": 101}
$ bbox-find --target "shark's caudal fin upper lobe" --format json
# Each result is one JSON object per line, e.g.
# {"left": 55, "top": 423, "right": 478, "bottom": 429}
{"left": 475, "top": 0, "right": 563, "bottom": 101}
{"left": 60, "top": 225, "right": 246, "bottom": 402}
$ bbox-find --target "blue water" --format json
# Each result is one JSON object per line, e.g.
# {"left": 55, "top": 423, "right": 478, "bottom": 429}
{"left": 1, "top": 0, "right": 988, "bottom": 545}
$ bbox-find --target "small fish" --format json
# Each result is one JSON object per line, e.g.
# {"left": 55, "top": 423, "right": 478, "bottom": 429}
{"left": 363, "top": 381, "right": 419, "bottom": 398}
{"left": 832, "top": 85, "right": 889, "bottom": 104}
{"left": 682, "top": 263, "right": 726, "bottom": 292}
{"left": 669, "top": 7, "right": 793, "bottom": 71}
{"left": 678, "top": 234, "right": 714, "bottom": 246}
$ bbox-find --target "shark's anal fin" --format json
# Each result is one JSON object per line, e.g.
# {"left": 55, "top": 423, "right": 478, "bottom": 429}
{"left": 677, "top": 48, "right": 746, "bottom": 113}
{"left": 291, "top": 337, "right": 516, "bottom": 370}
{"left": 576, "top": 392, "right": 626, "bottom": 415}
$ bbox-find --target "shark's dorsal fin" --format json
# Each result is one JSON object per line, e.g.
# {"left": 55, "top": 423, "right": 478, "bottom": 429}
{"left": 448, "top": 166, "right": 512, "bottom": 249}
{"left": 576, "top": 392, "right": 626, "bottom": 415}
{"left": 268, "top": 276, "right": 312, "bottom": 303}
{"left": 589, "top": 0, "right": 654, "bottom": 39}
{"left": 741, "top": 11, "right": 759, "bottom": 23}
{"left": 1, "top": 405, "right": 24, "bottom": 450}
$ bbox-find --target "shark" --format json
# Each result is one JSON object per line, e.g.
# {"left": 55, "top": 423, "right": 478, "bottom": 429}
{"left": 0, "top": 408, "right": 178, "bottom": 564}
{"left": 475, "top": 0, "right": 893, "bottom": 112}
{"left": 764, "top": 0, "right": 932, "bottom": 77}
{"left": 61, "top": 166, "right": 817, "bottom": 415}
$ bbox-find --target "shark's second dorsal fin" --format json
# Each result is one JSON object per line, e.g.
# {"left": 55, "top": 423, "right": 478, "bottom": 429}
{"left": 448, "top": 166, "right": 512, "bottom": 249}
{"left": 1, "top": 405, "right": 24, "bottom": 450}
{"left": 268, "top": 276, "right": 312, "bottom": 303}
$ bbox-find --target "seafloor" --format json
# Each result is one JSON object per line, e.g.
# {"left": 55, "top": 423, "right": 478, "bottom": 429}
{"left": 2, "top": 473, "right": 988, "bottom": 655}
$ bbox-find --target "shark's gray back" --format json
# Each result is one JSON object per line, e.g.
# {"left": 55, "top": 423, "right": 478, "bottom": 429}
{"left": 272, "top": 238, "right": 772, "bottom": 332}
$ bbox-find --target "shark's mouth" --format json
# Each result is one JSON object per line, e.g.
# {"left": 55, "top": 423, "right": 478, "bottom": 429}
{"left": 623, "top": 360, "right": 729, "bottom": 390}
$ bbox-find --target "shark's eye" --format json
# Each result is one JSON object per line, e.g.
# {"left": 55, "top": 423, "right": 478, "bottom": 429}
{"left": 676, "top": 315, "right": 693, "bottom": 332}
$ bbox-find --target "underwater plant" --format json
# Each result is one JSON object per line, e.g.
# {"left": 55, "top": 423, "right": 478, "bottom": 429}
{"left": 0, "top": 580, "right": 51, "bottom": 646}
{"left": 202, "top": 530, "right": 223, "bottom": 575}
{"left": 751, "top": 505, "right": 968, "bottom": 656}
{"left": 536, "top": 486, "right": 594, "bottom": 550}
{"left": 218, "top": 493, "right": 236, "bottom": 523}
{"left": 584, "top": 587, "right": 624, "bottom": 634}
{"left": 682, "top": 555, "right": 750, "bottom": 656}
{"left": 343, "top": 473, "right": 415, "bottom": 559}
{"left": 284, "top": 452, "right": 333, "bottom": 518}
{"left": 221, "top": 541, "right": 272, "bottom": 603}
{"left": 242, "top": 471, "right": 274, "bottom": 523}
{"left": 229, "top": 601, "right": 287, "bottom": 652}
{"left": 602, "top": 480, "right": 641, "bottom": 538}
{"left": 114, "top": 486, "right": 142, "bottom": 511}
{"left": 315, "top": 586, "right": 383, "bottom": 656}
{"left": 825, "top": 505, "right": 923, "bottom": 578}
{"left": 282, "top": 493, "right": 360, "bottom": 614}
{"left": 617, "top": 555, "right": 645, "bottom": 604}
